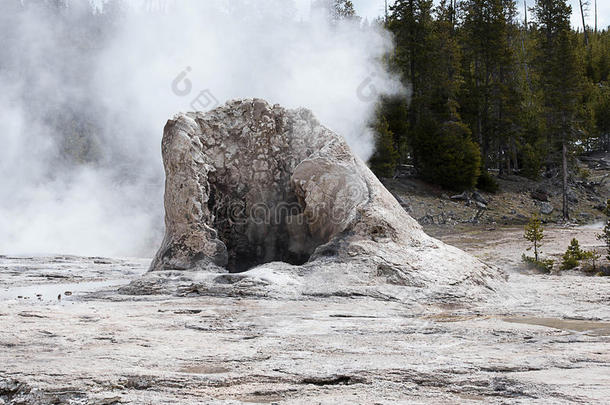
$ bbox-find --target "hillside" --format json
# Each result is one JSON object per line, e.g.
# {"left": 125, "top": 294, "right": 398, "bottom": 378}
{"left": 385, "top": 152, "right": 609, "bottom": 230}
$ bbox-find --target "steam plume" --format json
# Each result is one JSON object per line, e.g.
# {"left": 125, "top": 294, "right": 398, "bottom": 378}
{"left": 0, "top": 0, "right": 401, "bottom": 257}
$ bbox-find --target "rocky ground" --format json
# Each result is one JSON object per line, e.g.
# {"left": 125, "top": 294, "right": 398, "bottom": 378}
{"left": 385, "top": 152, "right": 609, "bottom": 228}
{"left": 1, "top": 223, "right": 608, "bottom": 404}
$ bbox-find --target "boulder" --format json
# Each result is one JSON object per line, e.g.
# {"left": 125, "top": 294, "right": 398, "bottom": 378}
{"left": 471, "top": 191, "right": 488, "bottom": 205}
{"left": 578, "top": 212, "right": 593, "bottom": 220}
{"left": 395, "top": 164, "right": 417, "bottom": 179}
{"left": 530, "top": 189, "right": 549, "bottom": 202}
{"left": 391, "top": 193, "right": 412, "bottom": 213}
{"left": 450, "top": 191, "right": 469, "bottom": 201}
{"left": 418, "top": 214, "right": 435, "bottom": 225}
{"left": 567, "top": 189, "right": 579, "bottom": 203}
{"left": 145, "top": 99, "right": 500, "bottom": 299}
{"left": 540, "top": 202, "right": 554, "bottom": 215}
{"left": 475, "top": 201, "right": 487, "bottom": 210}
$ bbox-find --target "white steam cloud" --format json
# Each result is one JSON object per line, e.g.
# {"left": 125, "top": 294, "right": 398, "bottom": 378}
{"left": 0, "top": 0, "right": 401, "bottom": 257}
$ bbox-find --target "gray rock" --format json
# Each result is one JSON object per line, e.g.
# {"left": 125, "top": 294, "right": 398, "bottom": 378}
{"left": 530, "top": 190, "right": 549, "bottom": 202}
{"left": 567, "top": 189, "right": 579, "bottom": 203}
{"left": 472, "top": 191, "right": 488, "bottom": 205}
{"left": 418, "top": 214, "right": 435, "bottom": 225}
{"left": 578, "top": 212, "right": 593, "bottom": 220}
{"left": 392, "top": 193, "right": 412, "bottom": 213}
{"left": 450, "top": 191, "right": 469, "bottom": 201}
{"left": 395, "top": 164, "right": 416, "bottom": 179}
{"left": 540, "top": 202, "right": 554, "bottom": 215}
{"left": 1, "top": 248, "right": 610, "bottom": 403}
{"left": 147, "top": 99, "right": 499, "bottom": 296}
{"left": 578, "top": 155, "right": 610, "bottom": 170}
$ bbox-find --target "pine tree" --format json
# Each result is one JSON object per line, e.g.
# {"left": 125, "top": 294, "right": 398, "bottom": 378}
{"left": 459, "top": 0, "right": 523, "bottom": 172}
{"left": 561, "top": 238, "right": 585, "bottom": 269}
{"left": 378, "top": 95, "right": 410, "bottom": 162}
{"left": 412, "top": 118, "right": 482, "bottom": 191}
{"left": 388, "top": 0, "right": 435, "bottom": 121}
{"left": 369, "top": 116, "right": 399, "bottom": 178}
{"left": 386, "top": 0, "right": 483, "bottom": 190}
{"left": 312, "top": 0, "right": 359, "bottom": 22}
{"left": 373, "top": 0, "right": 604, "bottom": 194}
{"left": 593, "top": 84, "right": 610, "bottom": 151}
{"left": 332, "top": 0, "right": 357, "bottom": 20}
{"left": 532, "top": 0, "right": 582, "bottom": 221}
{"left": 524, "top": 213, "right": 544, "bottom": 261}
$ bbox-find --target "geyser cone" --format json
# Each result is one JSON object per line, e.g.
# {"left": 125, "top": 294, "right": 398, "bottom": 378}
{"left": 149, "top": 99, "right": 500, "bottom": 296}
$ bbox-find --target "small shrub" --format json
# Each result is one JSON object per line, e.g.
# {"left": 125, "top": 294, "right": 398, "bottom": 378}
{"left": 477, "top": 171, "right": 499, "bottom": 193}
{"left": 560, "top": 238, "right": 586, "bottom": 270}
{"left": 595, "top": 266, "right": 610, "bottom": 277}
{"left": 578, "top": 167, "right": 591, "bottom": 180}
{"left": 597, "top": 199, "right": 610, "bottom": 260}
{"left": 581, "top": 250, "right": 602, "bottom": 272}
{"left": 522, "top": 254, "right": 554, "bottom": 273}
{"left": 561, "top": 256, "right": 579, "bottom": 270}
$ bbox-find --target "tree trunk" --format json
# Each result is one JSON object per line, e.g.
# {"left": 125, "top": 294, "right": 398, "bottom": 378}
{"left": 595, "top": 0, "right": 598, "bottom": 33}
{"left": 408, "top": 0, "right": 416, "bottom": 127}
{"left": 579, "top": 0, "right": 589, "bottom": 46}
{"left": 511, "top": 136, "right": 519, "bottom": 172}
{"left": 385, "top": 0, "right": 388, "bottom": 22}
{"left": 562, "top": 142, "right": 569, "bottom": 221}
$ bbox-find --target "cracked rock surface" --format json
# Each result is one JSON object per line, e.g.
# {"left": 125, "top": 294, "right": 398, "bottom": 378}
{"left": 145, "top": 99, "right": 500, "bottom": 299}
{"left": 0, "top": 225, "right": 608, "bottom": 405}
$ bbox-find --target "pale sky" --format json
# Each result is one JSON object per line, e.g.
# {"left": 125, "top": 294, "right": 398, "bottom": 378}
{"left": 296, "top": 0, "right": 610, "bottom": 31}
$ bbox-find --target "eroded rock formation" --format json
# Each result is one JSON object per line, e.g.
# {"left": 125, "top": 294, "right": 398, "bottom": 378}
{"left": 147, "top": 99, "right": 500, "bottom": 298}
